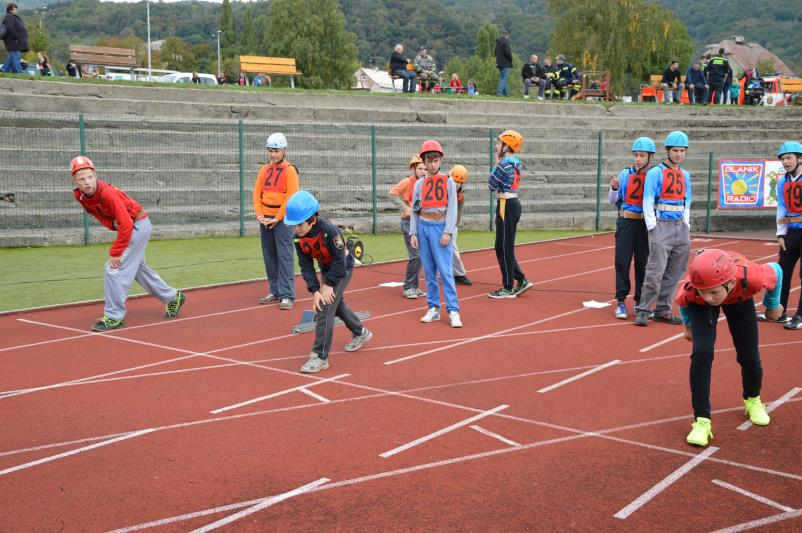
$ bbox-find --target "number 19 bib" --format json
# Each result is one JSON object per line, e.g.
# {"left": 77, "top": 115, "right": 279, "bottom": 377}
{"left": 784, "top": 180, "right": 802, "bottom": 213}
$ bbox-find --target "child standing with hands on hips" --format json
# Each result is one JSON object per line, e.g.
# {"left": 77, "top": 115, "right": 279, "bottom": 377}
{"left": 410, "top": 140, "right": 463, "bottom": 328}
{"left": 284, "top": 191, "right": 372, "bottom": 373}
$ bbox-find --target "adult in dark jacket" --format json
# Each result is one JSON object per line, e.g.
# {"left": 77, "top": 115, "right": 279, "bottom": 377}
{"left": 390, "top": 43, "right": 416, "bottom": 93}
{"left": 2, "top": 3, "right": 28, "bottom": 74}
{"left": 660, "top": 61, "right": 684, "bottom": 104}
{"left": 521, "top": 54, "right": 547, "bottom": 99}
{"left": 495, "top": 31, "right": 512, "bottom": 97}
{"left": 685, "top": 61, "right": 708, "bottom": 105}
{"left": 706, "top": 48, "right": 732, "bottom": 105}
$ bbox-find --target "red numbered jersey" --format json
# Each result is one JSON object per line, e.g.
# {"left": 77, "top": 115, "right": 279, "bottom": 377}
{"left": 624, "top": 169, "right": 646, "bottom": 206}
{"left": 260, "top": 161, "right": 289, "bottom": 193}
{"left": 298, "top": 232, "right": 334, "bottom": 265}
{"left": 511, "top": 167, "right": 521, "bottom": 191}
{"left": 783, "top": 180, "right": 802, "bottom": 213}
{"left": 660, "top": 167, "right": 686, "bottom": 201}
{"left": 421, "top": 174, "right": 449, "bottom": 209}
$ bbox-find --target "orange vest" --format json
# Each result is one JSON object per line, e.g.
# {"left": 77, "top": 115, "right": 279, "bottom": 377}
{"left": 253, "top": 160, "right": 299, "bottom": 219}
{"left": 420, "top": 174, "right": 449, "bottom": 209}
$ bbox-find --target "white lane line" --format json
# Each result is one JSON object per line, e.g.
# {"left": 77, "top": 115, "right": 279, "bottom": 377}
{"left": 0, "top": 331, "right": 95, "bottom": 354}
{"left": 210, "top": 374, "right": 349, "bottom": 414}
{"left": 0, "top": 429, "right": 154, "bottom": 477}
{"left": 385, "top": 300, "right": 614, "bottom": 366}
{"left": 710, "top": 509, "right": 802, "bottom": 533}
{"left": 737, "top": 387, "right": 801, "bottom": 431}
{"left": 469, "top": 425, "right": 520, "bottom": 447}
{"left": 639, "top": 332, "right": 687, "bottom": 353}
{"left": 188, "top": 478, "right": 330, "bottom": 533}
{"left": 299, "top": 388, "right": 330, "bottom": 403}
{"left": 537, "top": 359, "right": 620, "bottom": 393}
{"left": 379, "top": 404, "right": 509, "bottom": 458}
{"left": 613, "top": 446, "right": 718, "bottom": 519}
{"left": 711, "top": 479, "right": 795, "bottom": 512}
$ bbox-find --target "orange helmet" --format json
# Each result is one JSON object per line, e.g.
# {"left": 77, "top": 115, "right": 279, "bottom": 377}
{"left": 419, "top": 139, "right": 444, "bottom": 158}
{"left": 408, "top": 155, "right": 423, "bottom": 169}
{"left": 689, "top": 249, "right": 737, "bottom": 289}
{"left": 499, "top": 130, "right": 524, "bottom": 152}
{"left": 450, "top": 164, "right": 468, "bottom": 183}
{"left": 70, "top": 155, "right": 95, "bottom": 175}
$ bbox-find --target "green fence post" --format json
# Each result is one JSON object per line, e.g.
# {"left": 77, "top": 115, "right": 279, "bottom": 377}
{"left": 371, "top": 125, "right": 377, "bottom": 234}
{"left": 488, "top": 128, "right": 495, "bottom": 231}
{"left": 79, "top": 113, "right": 90, "bottom": 245}
{"left": 238, "top": 119, "right": 245, "bottom": 237}
{"left": 595, "top": 131, "right": 603, "bottom": 231}
{"left": 706, "top": 151, "right": 714, "bottom": 234}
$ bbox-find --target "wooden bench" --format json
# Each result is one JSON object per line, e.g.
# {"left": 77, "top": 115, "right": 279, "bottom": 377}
{"left": 574, "top": 70, "right": 615, "bottom": 101}
{"left": 386, "top": 62, "right": 416, "bottom": 93}
{"left": 240, "top": 56, "right": 302, "bottom": 88}
{"left": 69, "top": 45, "right": 137, "bottom": 78}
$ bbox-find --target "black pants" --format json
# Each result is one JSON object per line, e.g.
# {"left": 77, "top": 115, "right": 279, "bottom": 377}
{"left": 614, "top": 217, "right": 649, "bottom": 302}
{"left": 688, "top": 298, "right": 763, "bottom": 419}
{"left": 779, "top": 227, "right": 802, "bottom": 316}
{"left": 495, "top": 197, "right": 526, "bottom": 290}
{"left": 708, "top": 78, "right": 725, "bottom": 104}
{"left": 313, "top": 267, "right": 363, "bottom": 360}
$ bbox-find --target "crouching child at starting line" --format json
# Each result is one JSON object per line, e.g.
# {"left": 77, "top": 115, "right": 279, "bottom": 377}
{"left": 676, "top": 248, "right": 782, "bottom": 447}
{"left": 284, "top": 191, "right": 372, "bottom": 373}
{"left": 70, "top": 156, "right": 185, "bottom": 331}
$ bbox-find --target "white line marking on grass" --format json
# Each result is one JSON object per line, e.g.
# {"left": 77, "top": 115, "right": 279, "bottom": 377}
{"left": 188, "top": 478, "right": 330, "bottom": 533}
{"left": 711, "top": 479, "right": 795, "bottom": 512}
{"left": 379, "top": 404, "right": 509, "bottom": 458}
{"left": 469, "top": 425, "right": 520, "bottom": 447}
{"left": 537, "top": 359, "right": 620, "bottom": 393}
{"left": 0, "top": 429, "right": 154, "bottom": 477}
{"left": 613, "top": 446, "right": 718, "bottom": 519}
{"left": 710, "top": 508, "right": 802, "bottom": 533}
{"left": 210, "top": 374, "right": 349, "bottom": 413}
{"left": 299, "top": 388, "right": 330, "bottom": 403}
{"left": 737, "top": 387, "right": 800, "bottom": 431}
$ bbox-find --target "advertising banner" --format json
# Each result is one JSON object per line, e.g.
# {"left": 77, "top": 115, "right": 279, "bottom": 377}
{"left": 718, "top": 160, "right": 779, "bottom": 209}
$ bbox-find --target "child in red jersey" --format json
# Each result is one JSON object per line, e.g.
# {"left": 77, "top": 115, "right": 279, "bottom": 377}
{"left": 70, "top": 156, "right": 185, "bottom": 331}
{"left": 676, "top": 248, "right": 783, "bottom": 447}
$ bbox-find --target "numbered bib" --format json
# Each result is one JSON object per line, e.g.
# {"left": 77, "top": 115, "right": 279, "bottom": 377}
{"left": 261, "top": 163, "right": 287, "bottom": 193}
{"left": 660, "top": 168, "right": 686, "bottom": 201}
{"left": 783, "top": 180, "right": 802, "bottom": 213}
{"left": 421, "top": 174, "right": 448, "bottom": 209}
{"left": 624, "top": 171, "right": 645, "bottom": 206}
{"left": 299, "top": 233, "right": 334, "bottom": 265}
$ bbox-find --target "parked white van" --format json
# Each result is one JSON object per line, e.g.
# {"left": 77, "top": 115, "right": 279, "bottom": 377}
{"left": 160, "top": 72, "right": 218, "bottom": 85}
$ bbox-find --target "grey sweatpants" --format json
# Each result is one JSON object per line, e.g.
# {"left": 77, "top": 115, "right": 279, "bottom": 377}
{"left": 635, "top": 219, "right": 690, "bottom": 316}
{"left": 104, "top": 217, "right": 177, "bottom": 320}
{"left": 451, "top": 227, "right": 466, "bottom": 277}
{"left": 259, "top": 221, "right": 296, "bottom": 300}
{"left": 400, "top": 218, "right": 421, "bottom": 290}
{"left": 313, "top": 267, "right": 363, "bottom": 360}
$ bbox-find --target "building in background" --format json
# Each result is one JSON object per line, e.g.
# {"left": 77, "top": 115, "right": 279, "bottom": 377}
{"left": 704, "top": 36, "right": 796, "bottom": 78}
{"left": 353, "top": 67, "right": 402, "bottom": 92}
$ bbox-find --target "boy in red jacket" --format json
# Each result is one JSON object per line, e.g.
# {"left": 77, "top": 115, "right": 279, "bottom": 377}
{"left": 71, "top": 156, "right": 185, "bottom": 331}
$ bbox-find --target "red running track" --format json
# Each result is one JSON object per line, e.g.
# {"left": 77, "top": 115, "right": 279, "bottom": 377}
{"left": 0, "top": 234, "right": 801, "bottom": 532}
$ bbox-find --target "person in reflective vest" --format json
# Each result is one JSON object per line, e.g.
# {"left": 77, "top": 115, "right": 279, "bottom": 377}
{"left": 676, "top": 249, "right": 780, "bottom": 447}
{"left": 389, "top": 155, "right": 427, "bottom": 299}
{"left": 633, "top": 131, "right": 692, "bottom": 326}
{"left": 609, "top": 137, "right": 654, "bottom": 320}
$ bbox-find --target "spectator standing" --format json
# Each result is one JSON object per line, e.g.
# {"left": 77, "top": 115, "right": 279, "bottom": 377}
{"left": 1, "top": 3, "right": 28, "bottom": 74}
{"left": 660, "top": 60, "right": 683, "bottom": 104}
{"left": 521, "top": 54, "right": 546, "bottom": 100}
{"left": 191, "top": 71, "right": 200, "bottom": 84}
{"left": 706, "top": 48, "right": 732, "bottom": 105}
{"left": 414, "top": 46, "right": 438, "bottom": 92}
{"left": 66, "top": 60, "right": 77, "bottom": 78}
{"left": 742, "top": 63, "right": 759, "bottom": 83}
{"left": 494, "top": 31, "right": 512, "bottom": 97}
{"left": 391, "top": 44, "right": 416, "bottom": 94}
{"left": 685, "top": 61, "right": 708, "bottom": 105}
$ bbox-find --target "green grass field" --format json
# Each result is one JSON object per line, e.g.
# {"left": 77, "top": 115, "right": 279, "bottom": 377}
{"left": 0, "top": 230, "right": 592, "bottom": 313}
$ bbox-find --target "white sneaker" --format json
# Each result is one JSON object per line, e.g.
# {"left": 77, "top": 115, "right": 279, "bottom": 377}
{"left": 403, "top": 288, "right": 419, "bottom": 299}
{"left": 420, "top": 307, "right": 440, "bottom": 323}
{"left": 523, "top": 94, "right": 530, "bottom": 99}
{"left": 300, "top": 353, "right": 329, "bottom": 373}
{"left": 449, "top": 311, "right": 462, "bottom": 328}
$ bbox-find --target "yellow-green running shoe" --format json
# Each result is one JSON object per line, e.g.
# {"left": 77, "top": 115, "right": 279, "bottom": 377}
{"left": 686, "top": 417, "right": 713, "bottom": 447}
{"left": 91, "top": 316, "right": 124, "bottom": 332}
{"left": 744, "top": 396, "right": 771, "bottom": 426}
{"left": 164, "top": 291, "right": 186, "bottom": 318}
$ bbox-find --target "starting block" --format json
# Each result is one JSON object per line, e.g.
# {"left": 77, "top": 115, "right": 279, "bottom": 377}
{"left": 291, "top": 310, "right": 372, "bottom": 334}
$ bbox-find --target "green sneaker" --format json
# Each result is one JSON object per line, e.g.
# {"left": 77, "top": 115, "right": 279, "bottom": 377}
{"left": 488, "top": 288, "right": 517, "bottom": 299}
{"left": 514, "top": 279, "right": 533, "bottom": 296}
{"left": 91, "top": 316, "right": 124, "bottom": 332}
{"left": 744, "top": 396, "right": 770, "bottom": 426}
{"left": 686, "top": 417, "right": 713, "bottom": 447}
{"left": 164, "top": 291, "right": 186, "bottom": 318}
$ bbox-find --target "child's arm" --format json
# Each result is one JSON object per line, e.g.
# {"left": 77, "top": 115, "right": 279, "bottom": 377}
{"left": 389, "top": 178, "right": 411, "bottom": 215}
{"left": 762, "top": 262, "right": 784, "bottom": 314}
{"left": 642, "top": 167, "right": 659, "bottom": 230}
{"left": 105, "top": 191, "right": 137, "bottom": 260}
{"left": 683, "top": 169, "right": 692, "bottom": 228}
{"left": 608, "top": 169, "right": 626, "bottom": 206}
{"left": 295, "top": 241, "right": 321, "bottom": 293}
{"left": 409, "top": 180, "right": 422, "bottom": 241}
{"left": 443, "top": 178, "right": 458, "bottom": 236}
{"left": 487, "top": 160, "right": 511, "bottom": 191}
{"left": 776, "top": 176, "right": 789, "bottom": 244}
{"left": 322, "top": 232, "right": 348, "bottom": 289}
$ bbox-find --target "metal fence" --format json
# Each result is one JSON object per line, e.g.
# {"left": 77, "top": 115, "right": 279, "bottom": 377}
{"left": 0, "top": 110, "right": 773, "bottom": 246}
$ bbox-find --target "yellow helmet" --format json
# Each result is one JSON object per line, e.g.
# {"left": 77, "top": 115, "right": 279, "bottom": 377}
{"left": 450, "top": 164, "right": 468, "bottom": 183}
{"left": 408, "top": 155, "right": 423, "bottom": 169}
{"left": 499, "top": 129, "right": 524, "bottom": 152}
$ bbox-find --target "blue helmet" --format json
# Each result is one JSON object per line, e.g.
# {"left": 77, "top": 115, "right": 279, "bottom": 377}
{"left": 631, "top": 137, "right": 656, "bottom": 154}
{"left": 284, "top": 191, "right": 320, "bottom": 226}
{"left": 664, "top": 130, "right": 689, "bottom": 148}
{"left": 777, "top": 141, "right": 802, "bottom": 158}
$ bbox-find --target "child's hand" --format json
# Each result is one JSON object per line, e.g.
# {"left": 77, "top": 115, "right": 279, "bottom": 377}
{"left": 778, "top": 236, "right": 786, "bottom": 251}
{"left": 765, "top": 305, "right": 784, "bottom": 321}
{"left": 440, "top": 233, "right": 452, "bottom": 247}
{"left": 314, "top": 285, "right": 336, "bottom": 311}
{"left": 610, "top": 177, "right": 619, "bottom": 190}
{"left": 109, "top": 255, "right": 123, "bottom": 269}
{"left": 264, "top": 217, "right": 279, "bottom": 229}
{"left": 683, "top": 325, "right": 692, "bottom": 342}
{"left": 410, "top": 235, "right": 418, "bottom": 249}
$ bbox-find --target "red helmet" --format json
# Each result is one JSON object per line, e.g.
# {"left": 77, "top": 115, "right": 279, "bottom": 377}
{"left": 419, "top": 140, "right": 444, "bottom": 158}
{"left": 70, "top": 155, "right": 95, "bottom": 175}
{"left": 689, "top": 249, "right": 737, "bottom": 289}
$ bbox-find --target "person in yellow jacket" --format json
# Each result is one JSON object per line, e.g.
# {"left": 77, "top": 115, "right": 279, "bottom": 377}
{"left": 253, "top": 132, "right": 299, "bottom": 309}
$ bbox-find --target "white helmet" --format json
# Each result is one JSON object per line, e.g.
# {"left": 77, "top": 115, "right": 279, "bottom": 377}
{"left": 265, "top": 132, "right": 288, "bottom": 149}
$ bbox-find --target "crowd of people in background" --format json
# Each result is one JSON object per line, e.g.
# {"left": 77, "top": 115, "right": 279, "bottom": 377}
{"left": 659, "top": 47, "right": 760, "bottom": 105}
